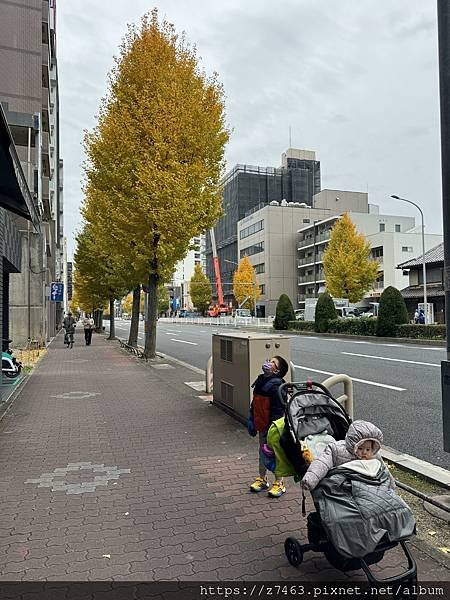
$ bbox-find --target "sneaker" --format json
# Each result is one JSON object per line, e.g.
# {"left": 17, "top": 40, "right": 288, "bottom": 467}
{"left": 268, "top": 480, "right": 286, "bottom": 498}
{"left": 250, "top": 476, "right": 270, "bottom": 493}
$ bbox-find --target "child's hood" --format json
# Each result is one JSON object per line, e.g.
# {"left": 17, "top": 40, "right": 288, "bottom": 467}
{"left": 345, "top": 420, "right": 383, "bottom": 454}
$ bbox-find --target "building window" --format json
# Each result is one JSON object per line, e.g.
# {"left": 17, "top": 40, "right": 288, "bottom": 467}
{"left": 395, "top": 224, "right": 401, "bottom": 232}
{"left": 239, "top": 220, "right": 264, "bottom": 240}
{"left": 240, "top": 242, "right": 264, "bottom": 258}
{"left": 194, "top": 253, "right": 200, "bottom": 259}
{"left": 303, "top": 219, "right": 310, "bottom": 223}
{"left": 402, "top": 246, "right": 413, "bottom": 252}
{"left": 259, "top": 284, "right": 265, "bottom": 295}
{"left": 254, "top": 263, "right": 265, "bottom": 274}
{"left": 371, "top": 246, "right": 384, "bottom": 259}
{"left": 379, "top": 223, "right": 385, "bottom": 232}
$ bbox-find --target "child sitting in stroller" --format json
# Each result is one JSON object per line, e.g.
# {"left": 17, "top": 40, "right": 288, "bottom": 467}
{"left": 301, "top": 419, "right": 395, "bottom": 491}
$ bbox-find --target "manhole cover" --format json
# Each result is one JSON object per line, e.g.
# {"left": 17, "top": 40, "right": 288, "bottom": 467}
{"left": 25, "top": 462, "right": 131, "bottom": 495}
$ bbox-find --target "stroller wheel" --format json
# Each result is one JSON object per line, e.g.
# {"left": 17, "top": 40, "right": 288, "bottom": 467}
{"left": 284, "top": 537, "right": 303, "bottom": 567}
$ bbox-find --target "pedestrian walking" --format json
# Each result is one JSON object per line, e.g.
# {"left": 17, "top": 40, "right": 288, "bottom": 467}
{"left": 83, "top": 314, "right": 95, "bottom": 346}
{"left": 247, "top": 355, "right": 289, "bottom": 498}
{"left": 414, "top": 309, "right": 419, "bottom": 324}
{"left": 418, "top": 309, "right": 425, "bottom": 325}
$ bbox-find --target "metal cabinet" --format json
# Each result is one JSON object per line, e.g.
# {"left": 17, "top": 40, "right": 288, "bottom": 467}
{"left": 212, "top": 332, "right": 291, "bottom": 423}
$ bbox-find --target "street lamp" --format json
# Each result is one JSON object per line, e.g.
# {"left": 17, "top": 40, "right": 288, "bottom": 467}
{"left": 225, "top": 259, "right": 258, "bottom": 317}
{"left": 391, "top": 195, "right": 428, "bottom": 323}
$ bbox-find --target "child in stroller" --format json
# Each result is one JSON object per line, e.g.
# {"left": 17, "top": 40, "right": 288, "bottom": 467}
{"left": 301, "top": 419, "right": 396, "bottom": 492}
{"left": 278, "top": 381, "right": 417, "bottom": 585}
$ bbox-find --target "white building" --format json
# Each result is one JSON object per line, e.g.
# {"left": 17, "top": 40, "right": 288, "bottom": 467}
{"left": 297, "top": 192, "right": 442, "bottom": 307}
{"left": 171, "top": 234, "right": 206, "bottom": 310}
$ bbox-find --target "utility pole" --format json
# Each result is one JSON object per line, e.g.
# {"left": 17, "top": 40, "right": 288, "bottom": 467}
{"left": 437, "top": 0, "right": 450, "bottom": 452}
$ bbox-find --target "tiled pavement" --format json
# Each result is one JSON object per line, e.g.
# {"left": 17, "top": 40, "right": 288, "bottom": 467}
{"left": 0, "top": 333, "right": 448, "bottom": 582}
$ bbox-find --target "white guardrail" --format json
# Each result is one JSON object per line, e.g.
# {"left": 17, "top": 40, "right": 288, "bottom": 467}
{"left": 158, "top": 316, "right": 275, "bottom": 327}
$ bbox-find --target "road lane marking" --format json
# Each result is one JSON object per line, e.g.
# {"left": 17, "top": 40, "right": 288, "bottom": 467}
{"left": 170, "top": 339, "right": 198, "bottom": 345}
{"left": 293, "top": 364, "right": 406, "bottom": 391}
{"left": 341, "top": 351, "right": 440, "bottom": 367}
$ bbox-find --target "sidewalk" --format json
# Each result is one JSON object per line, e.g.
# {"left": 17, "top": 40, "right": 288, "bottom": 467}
{"left": 0, "top": 333, "right": 448, "bottom": 583}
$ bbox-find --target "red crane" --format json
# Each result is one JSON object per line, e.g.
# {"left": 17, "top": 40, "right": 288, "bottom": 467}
{"left": 208, "top": 229, "right": 229, "bottom": 317}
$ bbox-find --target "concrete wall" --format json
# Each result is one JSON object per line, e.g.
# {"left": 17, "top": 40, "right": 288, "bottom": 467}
{"left": 238, "top": 205, "right": 330, "bottom": 315}
{"left": 313, "top": 189, "right": 369, "bottom": 214}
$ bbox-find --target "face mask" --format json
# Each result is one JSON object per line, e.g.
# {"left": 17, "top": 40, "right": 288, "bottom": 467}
{"left": 262, "top": 360, "right": 273, "bottom": 375}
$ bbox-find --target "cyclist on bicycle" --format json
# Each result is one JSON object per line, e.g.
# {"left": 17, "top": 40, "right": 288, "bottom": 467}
{"left": 62, "top": 312, "right": 76, "bottom": 348}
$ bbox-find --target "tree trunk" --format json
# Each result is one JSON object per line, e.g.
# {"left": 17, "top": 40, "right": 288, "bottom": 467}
{"left": 144, "top": 273, "right": 158, "bottom": 358}
{"left": 128, "top": 285, "right": 141, "bottom": 347}
{"left": 93, "top": 308, "right": 102, "bottom": 332}
{"left": 108, "top": 297, "right": 115, "bottom": 340}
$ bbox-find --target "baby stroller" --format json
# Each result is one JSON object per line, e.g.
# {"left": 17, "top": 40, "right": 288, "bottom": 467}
{"left": 278, "top": 381, "right": 417, "bottom": 586}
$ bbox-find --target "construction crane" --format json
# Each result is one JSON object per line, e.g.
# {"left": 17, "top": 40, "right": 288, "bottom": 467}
{"left": 208, "top": 228, "right": 230, "bottom": 317}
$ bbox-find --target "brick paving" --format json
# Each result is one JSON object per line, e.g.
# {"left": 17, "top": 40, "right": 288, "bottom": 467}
{"left": 0, "top": 332, "right": 448, "bottom": 582}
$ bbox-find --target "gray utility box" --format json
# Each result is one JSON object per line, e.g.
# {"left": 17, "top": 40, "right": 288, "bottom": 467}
{"left": 212, "top": 332, "right": 291, "bottom": 423}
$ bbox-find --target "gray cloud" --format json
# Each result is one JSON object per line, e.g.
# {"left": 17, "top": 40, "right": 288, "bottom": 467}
{"left": 58, "top": 0, "right": 443, "bottom": 257}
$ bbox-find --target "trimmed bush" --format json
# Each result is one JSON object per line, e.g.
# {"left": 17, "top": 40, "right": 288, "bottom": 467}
{"left": 327, "top": 317, "right": 378, "bottom": 336}
{"left": 376, "top": 286, "right": 409, "bottom": 337}
{"left": 396, "top": 324, "right": 446, "bottom": 340}
{"left": 315, "top": 292, "right": 338, "bottom": 333}
{"left": 273, "top": 294, "right": 296, "bottom": 330}
{"left": 288, "top": 320, "right": 316, "bottom": 332}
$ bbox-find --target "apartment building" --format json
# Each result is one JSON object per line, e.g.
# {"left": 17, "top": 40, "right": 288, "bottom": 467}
{"left": 0, "top": 0, "right": 64, "bottom": 345}
{"left": 297, "top": 193, "right": 442, "bottom": 307}
{"left": 0, "top": 103, "right": 39, "bottom": 361}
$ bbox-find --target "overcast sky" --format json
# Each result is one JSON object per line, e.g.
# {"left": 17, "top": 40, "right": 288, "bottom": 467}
{"left": 58, "top": 0, "right": 441, "bottom": 258}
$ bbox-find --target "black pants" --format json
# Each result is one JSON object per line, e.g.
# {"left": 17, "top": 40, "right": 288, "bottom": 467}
{"left": 84, "top": 329, "right": 93, "bottom": 345}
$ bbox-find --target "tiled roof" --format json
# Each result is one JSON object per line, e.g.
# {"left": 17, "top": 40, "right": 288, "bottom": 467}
{"left": 400, "top": 283, "right": 445, "bottom": 298}
{"left": 397, "top": 242, "right": 444, "bottom": 269}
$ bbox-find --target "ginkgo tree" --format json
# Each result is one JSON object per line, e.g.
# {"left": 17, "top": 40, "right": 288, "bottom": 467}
{"left": 189, "top": 264, "right": 212, "bottom": 315}
{"left": 82, "top": 10, "right": 229, "bottom": 358}
{"left": 323, "top": 213, "right": 379, "bottom": 303}
{"left": 232, "top": 256, "right": 261, "bottom": 314}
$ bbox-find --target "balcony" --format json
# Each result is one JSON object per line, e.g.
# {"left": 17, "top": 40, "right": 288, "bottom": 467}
{"left": 42, "top": 1, "right": 49, "bottom": 22}
{"left": 42, "top": 43, "right": 49, "bottom": 68}
{"left": 297, "top": 232, "right": 331, "bottom": 250}
{"left": 42, "top": 176, "right": 51, "bottom": 220}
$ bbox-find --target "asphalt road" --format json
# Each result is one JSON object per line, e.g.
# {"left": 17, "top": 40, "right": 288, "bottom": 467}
{"left": 110, "top": 319, "right": 450, "bottom": 471}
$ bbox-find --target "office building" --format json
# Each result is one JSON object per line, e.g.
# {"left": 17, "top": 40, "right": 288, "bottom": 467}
{"left": 206, "top": 148, "right": 321, "bottom": 301}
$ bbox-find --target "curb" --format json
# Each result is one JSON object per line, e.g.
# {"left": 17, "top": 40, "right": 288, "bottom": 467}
{"left": 382, "top": 446, "right": 450, "bottom": 490}
{"left": 0, "top": 373, "right": 30, "bottom": 421}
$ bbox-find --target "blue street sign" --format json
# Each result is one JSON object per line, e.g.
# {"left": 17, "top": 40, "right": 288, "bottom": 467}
{"left": 50, "top": 282, "right": 64, "bottom": 302}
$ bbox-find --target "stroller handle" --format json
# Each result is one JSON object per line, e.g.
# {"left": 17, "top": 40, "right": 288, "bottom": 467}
{"left": 277, "top": 381, "right": 332, "bottom": 407}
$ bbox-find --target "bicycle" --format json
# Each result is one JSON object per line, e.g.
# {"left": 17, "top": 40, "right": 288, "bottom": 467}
{"left": 64, "top": 331, "right": 74, "bottom": 348}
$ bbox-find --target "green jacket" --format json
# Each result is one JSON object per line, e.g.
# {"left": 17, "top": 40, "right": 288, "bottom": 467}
{"left": 267, "top": 417, "right": 297, "bottom": 478}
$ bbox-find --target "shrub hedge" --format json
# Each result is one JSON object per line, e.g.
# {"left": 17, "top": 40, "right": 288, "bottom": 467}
{"left": 287, "top": 320, "right": 316, "bottom": 331}
{"left": 315, "top": 292, "right": 337, "bottom": 333}
{"left": 273, "top": 294, "right": 296, "bottom": 330}
{"left": 327, "top": 317, "right": 378, "bottom": 336}
{"left": 287, "top": 318, "right": 446, "bottom": 339}
{"left": 395, "top": 324, "right": 446, "bottom": 339}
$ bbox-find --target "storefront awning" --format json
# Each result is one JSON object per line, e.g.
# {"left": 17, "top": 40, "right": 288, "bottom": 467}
{"left": 0, "top": 104, "right": 39, "bottom": 228}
